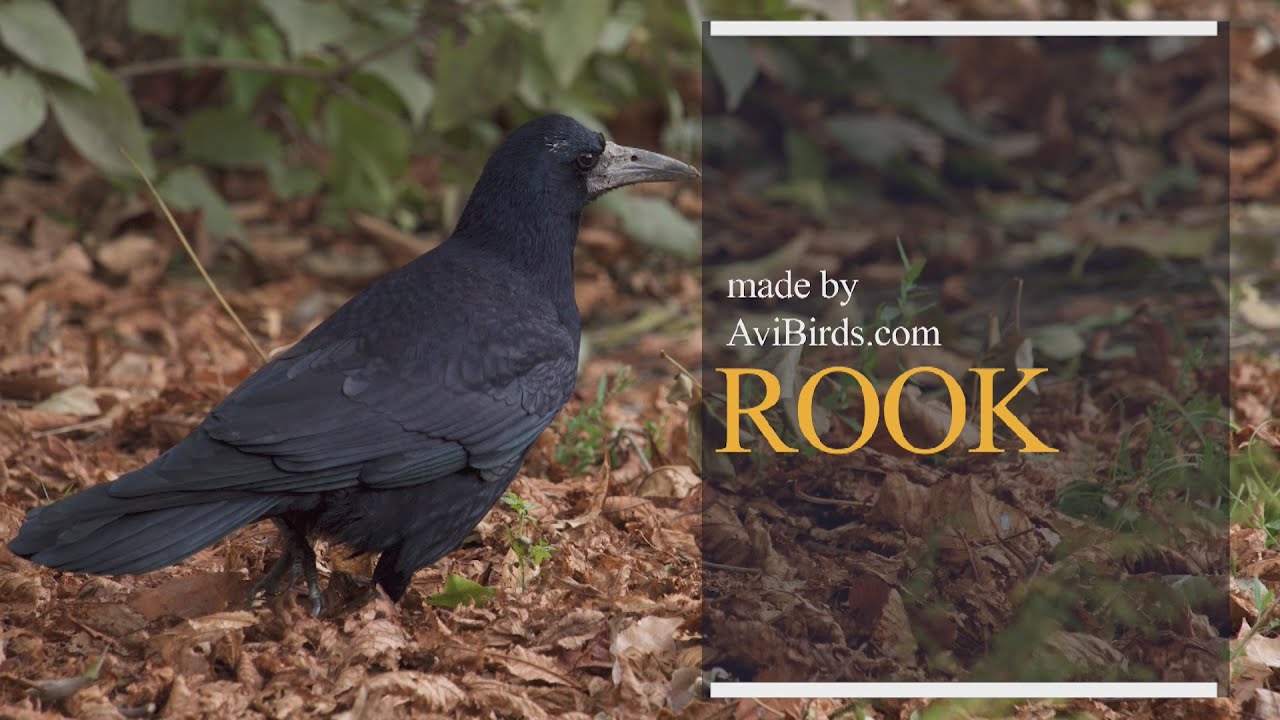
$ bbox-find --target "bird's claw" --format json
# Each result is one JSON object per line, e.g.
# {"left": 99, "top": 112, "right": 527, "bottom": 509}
{"left": 246, "top": 545, "right": 295, "bottom": 610}
{"left": 300, "top": 553, "right": 324, "bottom": 617}
{"left": 307, "top": 583, "right": 324, "bottom": 617}
{"left": 247, "top": 524, "right": 324, "bottom": 616}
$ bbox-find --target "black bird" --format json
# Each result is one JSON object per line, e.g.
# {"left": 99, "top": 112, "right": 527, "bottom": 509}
{"left": 9, "top": 114, "right": 698, "bottom": 615}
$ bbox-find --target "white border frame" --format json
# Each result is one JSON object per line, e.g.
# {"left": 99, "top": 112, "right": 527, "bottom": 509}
{"left": 705, "top": 18, "right": 1224, "bottom": 701}
{"left": 710, "top": 682, "right": 1221, "bottom": 699}
{"left": 709, "top": 20, "right": 1219, "bottom": 36}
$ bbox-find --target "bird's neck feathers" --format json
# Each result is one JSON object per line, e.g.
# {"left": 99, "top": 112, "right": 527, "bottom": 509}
{"left": 450, "top": 171, "right": 582, "bottom": 325}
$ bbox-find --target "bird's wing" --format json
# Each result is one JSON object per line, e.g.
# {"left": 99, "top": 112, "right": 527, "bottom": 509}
{"left": 110, "top": 287, "right": 577, "bottom": 497}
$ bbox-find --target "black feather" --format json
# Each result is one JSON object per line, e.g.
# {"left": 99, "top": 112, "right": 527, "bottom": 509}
{"left": 8, "top": 114, "right": 696, "bottom": 604}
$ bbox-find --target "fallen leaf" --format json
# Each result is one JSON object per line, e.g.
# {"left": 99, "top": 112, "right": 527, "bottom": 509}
{"left": 611, "top": 616, "right": 681, "bottom": 709}
{"left": 360, "top": 671, "right": 464, "bottom": 713}
{"left": 495, "top": 646, "right": 570, "bottom": 686}
{"left": 33, "top": 385, "right": 100, "bottom": 417}
{"left": 129, "top": 572, "right": 251, "bottom": 620}
{"left": 636, "top": 465, "right": 700, "bottom": 499}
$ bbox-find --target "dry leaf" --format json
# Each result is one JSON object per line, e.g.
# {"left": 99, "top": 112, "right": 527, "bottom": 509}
{"left": 33, "top": 385, "right": 101, "bottom": 417}
{"left": 0, "top": 568, "right": 49, "bottom": 605}
{"left": 636, "top": 465, "right": 700, "bottom": 499}
{"left": 346, "top": 618, "right": 408, "bottom": 668}
{"left": 611, "top": 616, "right": 681, "bottom": 709}
{"left": 129, "top": 572, "right": 251, "bottom": 620}
{"left": 495, "top": 646, "right": 570, "bottom": 685}
{"left": 361, "top": 671, "right": 465, "bottom": 712}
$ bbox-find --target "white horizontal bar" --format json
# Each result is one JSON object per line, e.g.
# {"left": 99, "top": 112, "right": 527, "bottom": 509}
{"left": 710, "top": 682, "right": 1220, "bottom": 699}
{"left": 709, "top": 20, "right": 1219, "bottom": 37}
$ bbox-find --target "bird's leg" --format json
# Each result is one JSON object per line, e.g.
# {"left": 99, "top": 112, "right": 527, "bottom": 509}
{"left": 247, "top": 520, "right": 323, "bottom": 616}
{"left": 292, "top": 537, "right": 324, "bottom": 618}
{"left": 246, "top": 541, "right": 296, "bottom": 609}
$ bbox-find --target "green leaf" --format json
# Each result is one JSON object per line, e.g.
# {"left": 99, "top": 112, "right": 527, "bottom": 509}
{"left": 265, "top": 157, "right": 322, "bottom": 199}
{"left": 866, "top": 43, "right": 953, "bottom": 95}
{"left": 47, "top": 64, "right": 153, "bottom": 177}
{"left": 157, "top": 166, "right": 245, "bottom": 240}
{"left": 541, "top": 0, "right": 611, "bottom": 88}
{"left": 515, "top": 44, "right": 559, "bottom": 110}
{"left": 180, "top": 107, "right": 282, "bottom": 168}
{"left": 597, "top": 0, "right": 643, "bottom": 54}
{"left": 826, "top": 114, "right": 940, "bottom": 170}
{"left": 0, "top": 67, "right": 46, "bottom": 154}
{"left": 348, "top": 28, "right": 434, "bottom": 127}
{"left": 261, "top": 0, "right": 355, "bottom": 58}
{"left": 502, "top": 491, "right": 531, "bottom": 515}
{"left": 0, "top": 0, "right": 94, "bottom": 88}
{"left": 593, "top": 55, "right": 639, "bottom": 98}
{"left": 367, "top": 64, "right": 432, "bottom": 128}
{"left": 1111, "top": 222, "right": 1217, "bottom": 260}
{"left": 282, "top": 77, "right": 324, "bottom": 134}
{"left": 785, "top": 130, "right": 826, "bottom": 182}
{"left": 704, "top": 36, "right": 758, "bottom": 110}
{"left": 127, "top": 0, "right": 187, "bottom": 36}
{"left": 431, "top": 21, "right": 525, "bottom": 131}
{"left": 327, "top": 94, "right": 410, "bottom": 217}
{"left": 597, "top": 193, "right": 698, "bottom": 261}
{"left": 425, "top": 573, "right": 494, "bottom": 609}
{"left": 866, "top": 45, "right": 986, "bottom": 145}
{"left": 221, "top": 26, "right": 286, "bottom": 113}
{"left": 528, "top": 543, "right": 554, "bottom": 565}
{"left": 908, "top": 92, "right": 987, "bottom": 145}
{"left": 1030, "top": 324, "right": 1086, "bottom": 363}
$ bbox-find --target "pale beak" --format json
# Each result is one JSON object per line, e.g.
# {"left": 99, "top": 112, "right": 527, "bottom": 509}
{"left": 586, "top": 141, "right": 700, "bottom": 200}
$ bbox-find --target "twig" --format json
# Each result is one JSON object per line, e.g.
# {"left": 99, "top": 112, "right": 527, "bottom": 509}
{"left": 660, "top": 350, "right": 703, "bottom": 392}
{"left": 115, "top": 56, "right": 332, "bottom": 80}
{"left": 115, "top": 26, "right": 422, "bottom": 135}
{"left": 116, "top": 27, "right": 419, "bottom": 81}
{"left": 703, "top": 560, "right": 760, "bottom": 574}
{"left": 749, "top": 698, "right": 787, "bottom": 718}
{"left": 68, "top": 618, "right": 117, "bottom": 646}
{"left": 330, "top": 80, "right": 412, "bottom": 133}
{"left": 32, "top": 413, "right": 119, "bottom": 439}
{"left": 119, "top": 148, "right": 269, "bottom": 364}
{"left": 610, "top": 428, "right": 654, "bottom": 474}
{"left": 793, "top": 479, "right": 873, "bottom": 508}
{"left": 334, "top": 29, "right": 420, "bottom": 80}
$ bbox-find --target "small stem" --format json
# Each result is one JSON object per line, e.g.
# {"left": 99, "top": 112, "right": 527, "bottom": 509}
{"left": 120, "top": 148, "right": 269, "bottom": 365}
{"left": 660, "top": 350, "right": 703, "bottom": 392}
{"left": 115, "top": 27, "right": 420, "bottom": 82}
{"left": 115, "top": 56, "right": 332, "bottom": 80}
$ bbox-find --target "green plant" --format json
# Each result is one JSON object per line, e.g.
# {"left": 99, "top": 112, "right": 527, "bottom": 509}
{"left": 0, "top": 0, "right": 704, "bottom": 248}
{"left": 425, "top": 572, "right": 495, "bottom": 609}
{"left": 554, "top": 366, "right": 634, "bottom": 475}
{"left": 501, "top": 491, "right": 555, "bottom": 593}
{"left": 1232, "top": 426, "right": 1280, "bottom": 547}
{"left": 816, "top": 238, "right": 927, "bottom": 436}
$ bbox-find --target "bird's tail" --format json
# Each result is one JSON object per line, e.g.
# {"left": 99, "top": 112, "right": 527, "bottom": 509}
{"left": 8, "top": 480, "right": 279, "bottom": 575}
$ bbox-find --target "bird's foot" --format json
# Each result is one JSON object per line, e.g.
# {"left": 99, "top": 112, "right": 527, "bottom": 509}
{"left": 316, "top": 570, "right": 385, "bottom": 616}
{"left": 299, "top": 553, "right": 323, "bottom": 618}
{"left": 248, "top": 524, "right": 324, "bottom": 617}
{"left": 246, "top": 544, "right": 296, "bottom": 610}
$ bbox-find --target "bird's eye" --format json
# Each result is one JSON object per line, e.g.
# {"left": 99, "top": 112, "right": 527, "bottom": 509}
{"left": 575, "top": 152, "right": 598, "bottom": 170}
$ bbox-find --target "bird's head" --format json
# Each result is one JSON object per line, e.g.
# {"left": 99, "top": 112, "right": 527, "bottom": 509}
{"left": 463, "top": 115, "right": 699, "bottom": 222}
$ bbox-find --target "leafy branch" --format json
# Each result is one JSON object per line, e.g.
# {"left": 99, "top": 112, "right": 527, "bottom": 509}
{"left": 0, "top": 0, "right": 702, "bottom": 249}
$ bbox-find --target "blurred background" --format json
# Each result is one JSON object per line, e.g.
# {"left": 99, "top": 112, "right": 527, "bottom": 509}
{"left": 0, "top": 0, "right": 1278, "bottom": 718}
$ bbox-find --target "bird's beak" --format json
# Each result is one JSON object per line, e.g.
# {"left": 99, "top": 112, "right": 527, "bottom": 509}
{"left": 586, "top": 141, "right": 700, "bottom": 200}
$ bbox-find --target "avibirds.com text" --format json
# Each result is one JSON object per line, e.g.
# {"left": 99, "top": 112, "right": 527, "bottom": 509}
{"left": 724, "top": 270, "right": 939, "bottom": 348}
